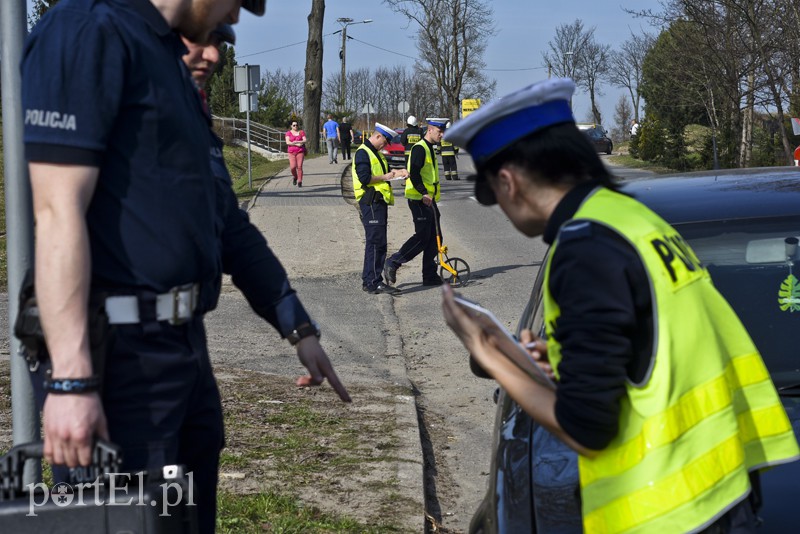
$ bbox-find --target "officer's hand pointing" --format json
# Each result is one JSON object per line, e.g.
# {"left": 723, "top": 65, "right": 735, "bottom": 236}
{"left": 294, "top": 336, "right": 352, "bottom": 402}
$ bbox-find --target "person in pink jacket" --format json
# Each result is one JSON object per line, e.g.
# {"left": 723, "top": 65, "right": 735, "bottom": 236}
{"left": 286, "top": 121, "right": 307, "bottom": 186}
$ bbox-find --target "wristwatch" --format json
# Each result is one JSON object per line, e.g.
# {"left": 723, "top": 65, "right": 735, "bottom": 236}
{"left": 287, "top": 321, "right": 321, "bottom": 346}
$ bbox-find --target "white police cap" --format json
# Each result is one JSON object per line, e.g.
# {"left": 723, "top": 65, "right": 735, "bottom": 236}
{"left": 445, "top": 78, "right": 576, "bottom": 166}
{"left": 374, "top": 122, "right": 395, "bottom": 142}
{"left": 425, "top": 117, "right": 450, "bottom": 130}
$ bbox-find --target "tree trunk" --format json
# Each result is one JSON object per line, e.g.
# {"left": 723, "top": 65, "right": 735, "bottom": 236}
{"left": 739, "top": 67, "right": 754, "bottom": 168}
{"left": 303, "top": 0, "right": 324, "bottom": 153}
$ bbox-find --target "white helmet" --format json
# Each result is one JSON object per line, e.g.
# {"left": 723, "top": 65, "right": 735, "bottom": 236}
{"left": 407, "top": 115, "right": 418, "bottom": 127}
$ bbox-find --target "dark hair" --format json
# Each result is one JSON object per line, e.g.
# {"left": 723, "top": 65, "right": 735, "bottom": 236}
{"left": 479, "top": 122, "right": 618, "bottom": 190}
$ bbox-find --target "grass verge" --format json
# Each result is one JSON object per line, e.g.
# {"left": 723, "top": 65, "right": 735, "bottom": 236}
{"left": 222, "top": 145, "right": 289, "bottom": 204}
{"left": 608, "top": 153, "right": 675, "bottom": 174}
{"left": 215, "top": 366, "right": 418, "bottom": 533}
{"left": 0, "top": 362, "right": 417, "bottom": 532}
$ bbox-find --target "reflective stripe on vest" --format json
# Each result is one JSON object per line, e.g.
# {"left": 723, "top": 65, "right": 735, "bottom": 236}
{"left": 543, "top": 187, "right": 799, "bottom": 534}
{"left": 405, "top": 140, "right": 440, "bottom": 201}
{"left": 352, "top": 145, "right": 394, "bottom": 205}
{"left": 440, "top": 140, "right": 456, "bottom": 156}
{"left": 403, "top": 133, "right": 422, "bottom": 155}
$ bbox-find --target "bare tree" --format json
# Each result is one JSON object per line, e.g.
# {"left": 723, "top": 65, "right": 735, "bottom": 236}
{"left": 384, "top": 0, "right": 496, "bottom": 120}
{"left": 635, "top": 0, "right": 800, "bottom": 165}
{"left": 542, "top": 19, "right": 592, "bottom": 88}
{"left": 579, "top": 36, "right": 610, "bottom": 124}
{"left": 303, "top": 0, "right": 324, "bottom": 152}
{"left": 612, "top": 94, "right": 634, "bottom": 142}
{"left": 607, "top": 32, "right": 654, "bottom": 122}
{"left": 262, "top": 68, "right": 304, "bottom": 116}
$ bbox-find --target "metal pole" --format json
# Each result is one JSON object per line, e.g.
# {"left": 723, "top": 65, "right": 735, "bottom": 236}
{"left": 2, "top": 0, "right": 40, "bottom": 484}
{"left": 245, "top": 64, "right": 252, "bottom": 190}
{"left": 341, "top": 25, "right": 347, "bottom": 112}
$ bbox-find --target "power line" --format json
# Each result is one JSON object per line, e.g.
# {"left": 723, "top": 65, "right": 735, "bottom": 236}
{"left": 237, "top": 33, "right": 546, "bottom": 73}
{"left": 237, "top": 31, "right": 340, "bottom": 59}
{"left": 348, "top": 36, "right": 416, "bottom": 60}
{"left": 483, "top": 66, "right": 547, "bottom": 72}
{"left": 237, "top": 39, "right": 309, "bottom": 59}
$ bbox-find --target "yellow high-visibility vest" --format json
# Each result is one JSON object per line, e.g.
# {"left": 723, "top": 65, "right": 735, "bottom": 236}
{"left": 404, "top": 140, "right": 440, "bottom": 202}
{"left": 440, "top": 139, "right": 456, "bottom": 157}
{"left": 352, "top": 145, "right": 394, "bottom": 205}
{"left": 543, "top": 187, "right": 799, "bottom": 534}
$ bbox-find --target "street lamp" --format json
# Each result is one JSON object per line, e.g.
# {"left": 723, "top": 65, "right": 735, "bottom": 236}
{"left": 336, "top": 17, "right": 372, "bottom": 113}
{"left": 564, "top": 50, "right": 574, "bottom": 109}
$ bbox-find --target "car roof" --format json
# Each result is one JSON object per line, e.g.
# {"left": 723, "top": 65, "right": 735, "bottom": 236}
{"left": 621, "top": 167, "right": 800, "bottom": 225}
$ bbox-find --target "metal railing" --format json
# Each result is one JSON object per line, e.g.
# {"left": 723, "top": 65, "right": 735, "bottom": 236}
{"left": 212, "top": 115, "right": 287, "bottom": 154}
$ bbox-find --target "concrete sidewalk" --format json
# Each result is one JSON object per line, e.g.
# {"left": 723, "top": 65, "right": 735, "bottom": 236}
{"left": 205, "top": 152, "right": 425, "bottom": 531}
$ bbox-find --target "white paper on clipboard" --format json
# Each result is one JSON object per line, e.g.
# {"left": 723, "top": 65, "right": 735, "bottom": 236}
{"left": 454, "top": 296, "right": 556, "bottom": 390}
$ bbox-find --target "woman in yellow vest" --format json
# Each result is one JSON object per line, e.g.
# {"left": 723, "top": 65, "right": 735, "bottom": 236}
{"left": 353, "top": 123, "right": 408, "bottom": 295}
{"left": 441, "top": 78, "right": 800, "bottom": 533}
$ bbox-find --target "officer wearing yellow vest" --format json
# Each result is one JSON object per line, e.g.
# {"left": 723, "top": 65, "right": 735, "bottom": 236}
{"left": 440, "top": 121, "right": 460, "bottom": 180}
{"left": 385, "top": 117, "right": 449, "bottom": 287}
{"left": 441, "top": 79, "right": 799, "bottom": 533}
{"left": 353, "top": 123, "right": 409, "bottom": 295}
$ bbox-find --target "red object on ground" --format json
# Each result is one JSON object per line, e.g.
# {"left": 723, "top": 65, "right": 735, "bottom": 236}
{"left": 794, "top": 145, "right": 800, "bottom": 166}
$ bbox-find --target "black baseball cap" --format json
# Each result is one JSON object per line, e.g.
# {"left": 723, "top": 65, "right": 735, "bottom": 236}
{"left": 211, "top": 24, "right": 236, "bottom": 45}
{"left": 242, "top": 0, "right": 266, "bottom": 16}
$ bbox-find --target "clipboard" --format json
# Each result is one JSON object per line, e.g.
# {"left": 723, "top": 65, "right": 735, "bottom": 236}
{"left": 454, "top": 295, "right": 556, "bottom": 390}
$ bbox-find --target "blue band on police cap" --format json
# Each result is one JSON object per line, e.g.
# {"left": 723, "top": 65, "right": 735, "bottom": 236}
{"left": 375, "top": 125, "right": 394, "bottom": 141}
{"left": 467, "top": 100, "right": 574, "bottom": 165}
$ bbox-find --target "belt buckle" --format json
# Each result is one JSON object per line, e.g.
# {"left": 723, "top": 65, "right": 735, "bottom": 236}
{"left": 169, "top": 283, "right": 196, "bottom": 326}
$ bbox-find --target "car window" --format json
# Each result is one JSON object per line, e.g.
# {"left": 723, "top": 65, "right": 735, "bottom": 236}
{"left": 392, "top": 135, "right": 402, "bottom": 144}
{"left": 523, "top": 217, "right": 800, "bottom": 386}
{"left": 677, "top": 217, "right": 800, "bottom": 386}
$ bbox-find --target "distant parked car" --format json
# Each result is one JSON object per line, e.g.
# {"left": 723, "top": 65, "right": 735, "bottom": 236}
{"left": 577, "top": 123, "right": 613, "bottom": 155}
{"left": 470, "top": 167, "right": 800, "bottom": 534}
{"left": 352, "top": 129, "right": 363, "bottom": 145}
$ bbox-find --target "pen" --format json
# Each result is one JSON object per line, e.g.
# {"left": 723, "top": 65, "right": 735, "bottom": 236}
{"left": 524, "top": 341, "right": 538, "bottom": 350}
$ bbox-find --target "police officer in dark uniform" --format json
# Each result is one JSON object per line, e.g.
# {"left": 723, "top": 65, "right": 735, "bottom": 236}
{"left": 353, "top": 123, "right": 408, "bottom": 294}
{"left": 400, "top": 115, "right": 423, "bottom": 165}
{"left": 22, "top": 2, "right": 350, "bottom": 533}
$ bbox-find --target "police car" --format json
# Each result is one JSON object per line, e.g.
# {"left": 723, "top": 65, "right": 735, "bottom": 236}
{"left": 471, "top": 167, "right": 800, "bottom": 533}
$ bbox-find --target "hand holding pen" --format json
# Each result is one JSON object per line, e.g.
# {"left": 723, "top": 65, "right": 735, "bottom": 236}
{"left": 519, "top": 330, "right": 555, "bottom": 380}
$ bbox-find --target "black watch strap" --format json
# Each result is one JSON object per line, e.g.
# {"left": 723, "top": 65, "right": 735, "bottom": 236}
{"left": 287, "top": 321, "right": 321, "bottom": 346}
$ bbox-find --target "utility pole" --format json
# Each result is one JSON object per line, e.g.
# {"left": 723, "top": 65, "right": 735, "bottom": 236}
{"left": 2, "top": 0, "right": 39, "bottom": 485}
{"left": 335, "top": 17, "right": 372, "bottom": 114}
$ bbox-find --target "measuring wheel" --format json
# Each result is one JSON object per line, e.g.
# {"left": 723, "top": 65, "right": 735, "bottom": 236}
{"left": 441, "top": 257, "right": 471, "bottom": 287}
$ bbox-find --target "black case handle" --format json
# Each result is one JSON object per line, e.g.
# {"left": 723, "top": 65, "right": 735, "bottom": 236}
{"left": 0, "top": 440, "right": 122, "bottom": 500}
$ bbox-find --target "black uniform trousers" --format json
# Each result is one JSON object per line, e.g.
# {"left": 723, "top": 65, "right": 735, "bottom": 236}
{"left": 30, "top": 315, "right": 224, "bottom": 534}
{"left": 442, "top": 155, "right": 458, "bottom": 180}
{"left": 388, "top": 199, "right": 440, "bottom": 282}
{"left": 360, "top": 196, "right": 389, "bottom": 290}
